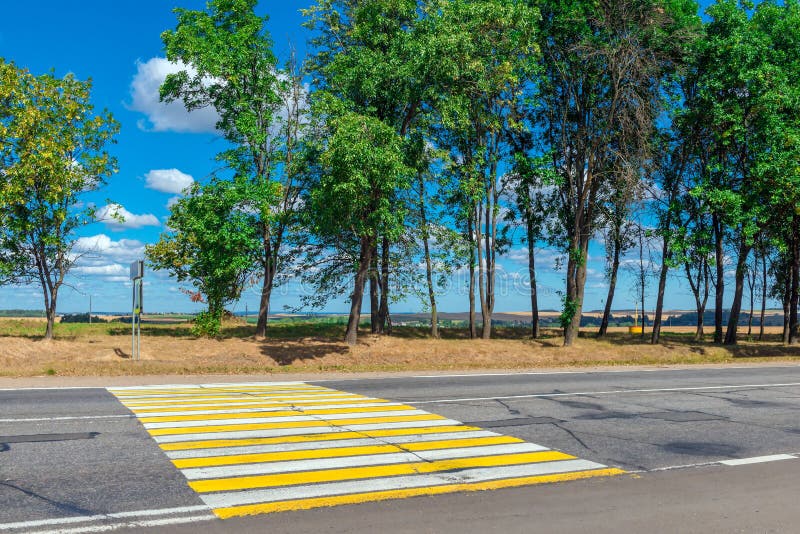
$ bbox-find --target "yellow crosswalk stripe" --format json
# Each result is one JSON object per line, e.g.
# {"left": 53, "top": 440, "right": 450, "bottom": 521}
{"left": 147, "top": 414, "right": 447, "bottom": 436}
{"left": 172, "top": 435, "right": 524, "bottom": 469}
{"left": 157, "top": 425, "right": 484, "bottom": 451}
{"left": 214, "top": 468, "right": 626, "bottom": 519}
{"left": 131, "top": 398, "right": 392, "bottom": 413}
{"left": 138, "top": 404, "right": 414, "bottom": 423}
{"left": 189, "top": 451, "right": 575, "bottom": 493}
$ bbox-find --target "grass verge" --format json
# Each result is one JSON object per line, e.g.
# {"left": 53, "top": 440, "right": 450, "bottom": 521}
{"left": 1, "top": 319, "right": 799, "bottom": 378}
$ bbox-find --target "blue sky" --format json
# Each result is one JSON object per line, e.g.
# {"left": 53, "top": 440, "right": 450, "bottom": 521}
{"left": 0, "top": 0, "right": 757, "bottom": 316}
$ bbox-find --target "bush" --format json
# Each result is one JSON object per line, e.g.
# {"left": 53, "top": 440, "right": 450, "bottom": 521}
{"left": 192, "top": 311, "right": 221, "bottom": 338}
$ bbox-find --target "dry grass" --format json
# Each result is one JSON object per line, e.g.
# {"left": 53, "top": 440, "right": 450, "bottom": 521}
{"left": 1, "top": 318, "right": 799, "bottom": 378}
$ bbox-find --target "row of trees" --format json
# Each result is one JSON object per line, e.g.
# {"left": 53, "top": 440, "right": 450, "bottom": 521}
{"left": 2, "top": 0, "right": 799, "bottom": 348}
{"left": 149, "top": 0, "right": 800, "bottom": 346}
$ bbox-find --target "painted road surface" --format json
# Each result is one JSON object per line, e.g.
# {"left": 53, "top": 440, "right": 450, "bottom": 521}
{"left": 108, "top": 382, "right": 623, "bottom": 518}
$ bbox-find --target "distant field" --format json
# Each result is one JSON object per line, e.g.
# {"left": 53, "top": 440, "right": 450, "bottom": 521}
{"left": 1, "top": 316, "right": 799, "bottom": 378}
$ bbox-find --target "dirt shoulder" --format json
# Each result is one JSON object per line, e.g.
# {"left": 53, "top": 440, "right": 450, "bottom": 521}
{"left": 2, "top": 320, "right": 800, "bottom": 385}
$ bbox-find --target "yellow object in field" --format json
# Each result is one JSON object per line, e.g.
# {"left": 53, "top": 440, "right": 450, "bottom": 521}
{"left": 628, "top": 326, "right": 643, "bottom": 334}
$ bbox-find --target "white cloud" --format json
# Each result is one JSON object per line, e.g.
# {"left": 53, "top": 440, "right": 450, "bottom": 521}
{"left": 70, "top": 234, "right": 147, "bottom": 283}
{"left": 166, "top": 196, "right": 181, "bottom": 209}
{"left": 128, "top": 57, "right": 219, "bottom": 133}
{"left": 95, "top": 204, "right": 160, "bottom": 230}
{"left": 145, "top": 168, "right": 194, "bottom": 194}
{"left": 72, "top": 264, "right": 128, "bottom": 277}
{"left": 73, "top": 234, "right": 146, "bottom": 263}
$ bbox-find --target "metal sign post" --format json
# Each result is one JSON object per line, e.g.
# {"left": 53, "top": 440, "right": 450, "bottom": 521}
{"left": 130, "top": 260, "right": 144, "bottom": 361}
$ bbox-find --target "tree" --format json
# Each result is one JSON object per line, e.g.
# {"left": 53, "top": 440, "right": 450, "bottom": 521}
{"left": 674, "top": 188, "right": 714, "bottom": 341}
{"left": 0, "top": 61, "right": 118, "bottom": 339}
{"left": 161, "top": 0, "right": 306, "bottom": 338}
{"left": 146, "top": 178, "right": 274, "bottom": 337}
{"left": 303, "top": 0, "right": 429, "bottom": 335}
{"left": 432, "top": 0, "right": 538, "bottom": 339}
{"left": 535, "top": 0, "right": 698, "bottom": 346}
{"left": 505, "top": 154, "right": 556, "bottom": 339}
{"left": 598, "top": 184, "right": 637, "bottom": 338}
{"left": 307, "top": 109, "right": 412, "bottom": 345}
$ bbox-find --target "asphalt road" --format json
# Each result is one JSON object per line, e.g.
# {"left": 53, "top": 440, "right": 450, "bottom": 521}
{"left": 2, "top": 365, "right": 800, "bottom": 533}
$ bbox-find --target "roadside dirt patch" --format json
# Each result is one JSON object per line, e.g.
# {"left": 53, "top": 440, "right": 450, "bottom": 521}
{"left": 1, "top": 322, "right": 799, "bottom": 378}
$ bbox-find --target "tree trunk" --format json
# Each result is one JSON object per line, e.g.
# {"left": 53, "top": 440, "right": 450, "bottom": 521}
{"left": 651, "top": 225, "right": 672, "bottom": 344}
{"left": 724, "top": 241, "right": 751, "bottom": 345}
{"left": 598, "top": 233, "right": 621, "bottom": 338}
{"left": 783, "top": 270, "right": 791, "bottom": 345}
{"left": 695, "top": 303, "right": 705, "bottom": 341}
{"left": 713, "top": 214, "right": 725, "bottom": 343}
{"left": 255, "top": 242, "right": 275, "bottom": 336}
{"left": 684, "top": 260, "right": 708, "bottom": 342}
{"left": 255, "top": 226, "right": 274, "bottom": 338}
{"left": 468, "top": 217, "right": 476, "bottom": 340}
{"left": 345, "top": 237, "right": 373, "bottom": 346}
{"left": 526, "top": 214, "right": 540, "bottom": 339}
{"left": 789, "top": 223, "right": 800, "bottom": 345}
{"left": 638, "top": 226, "right": 646, "bottom": 341}
{"left": 747, "top": 257, "right": 755, "bottom": 337}
{"left": 369, "top": 250, "right": 379, "bottom": 334}
{"left": 45, "top": 304, "right": 55, "bottom": 340}
{"left": 378, "top": 236, "right": 391, "bottom": 335}
{"left": 564, "top": 232, "right": 590, "bottom": 347}
{"left": 255, "top": 271, "right": 274, "bottom": 338}
{"left": 759, "top": 251, "right": 767, "bottom": 341}
{"left": 421, "top": 200, "right": 439, "bottom": 339}
{"left": 476, "top": 203, "right": 491, "bottom": 340}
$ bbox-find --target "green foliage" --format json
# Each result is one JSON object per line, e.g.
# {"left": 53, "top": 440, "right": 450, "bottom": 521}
{"left": 559, "top": 295, "right": 579, "bottom": 330}
{"left": 192, "top": 311, "right": 222, "bottom": 338}
{"left": 310, "top": 111, "right": 413, "bottom": 242}
{"left": 0, "top": 59, "right": 118, "bottom": 337}
{"left": 161, "top": 0, "right": 280, "bottom": 158}
{"left": 146, "top": 177, "right": 277, "bottom": 336}
{"left": 161, "top": 0, "right": 308, "bottom": 335}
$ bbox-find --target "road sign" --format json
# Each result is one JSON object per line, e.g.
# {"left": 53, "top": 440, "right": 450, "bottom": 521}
{"left": 130, "top": 260, "right": 143, "bottom": 280}
{"left": 130, "top": 261, "right": 144, "bottom": 361}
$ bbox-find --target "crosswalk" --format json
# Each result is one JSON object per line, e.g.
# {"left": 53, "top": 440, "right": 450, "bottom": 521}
{"left": 108, "top": 383, "right": 624, "bottom": 519}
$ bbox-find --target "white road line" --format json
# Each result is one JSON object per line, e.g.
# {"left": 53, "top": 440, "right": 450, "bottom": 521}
{"left": 0, "top": 506, "right": 210, "bottom": 531}
{"left": 720, "top": 454, "right": 797, "bottom": 466}
{"left": 130, "top": 402, "right": 401, "bottom": 417}
{"left": 153, "top": 418, "right": 465, "bottom": 443}
{"left": 410, "top": 382, "right": 800, "bottom": 404}
{"left": 181, "top": 442, "right": 549, "bottom": 480}
{"left": 0, "top": 415, "right": 134, "bottom": 423}
{"left": 109, "top": 382, "right": 306, "bottom": 390}
{"left": 29, "top": 514, "right": 217, "bottom": 534}
{"left": 200, "top": 458, "right": 606, "bottom": 508}
{"left": 142, "top": 409, "right": 426, "bottom": 429}
{"left": 309, "top": 365, "right": 800, "bottom": 382}
{"left": 165, "top": 430, "right": 502, "bottom": 459}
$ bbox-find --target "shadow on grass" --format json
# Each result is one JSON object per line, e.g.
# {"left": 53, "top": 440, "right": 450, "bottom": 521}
{"left": 580, "top": 330, "right": 800, "bottom": 359}
{"left": 258, "top": 341, "right": 349, "bottom": 366}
